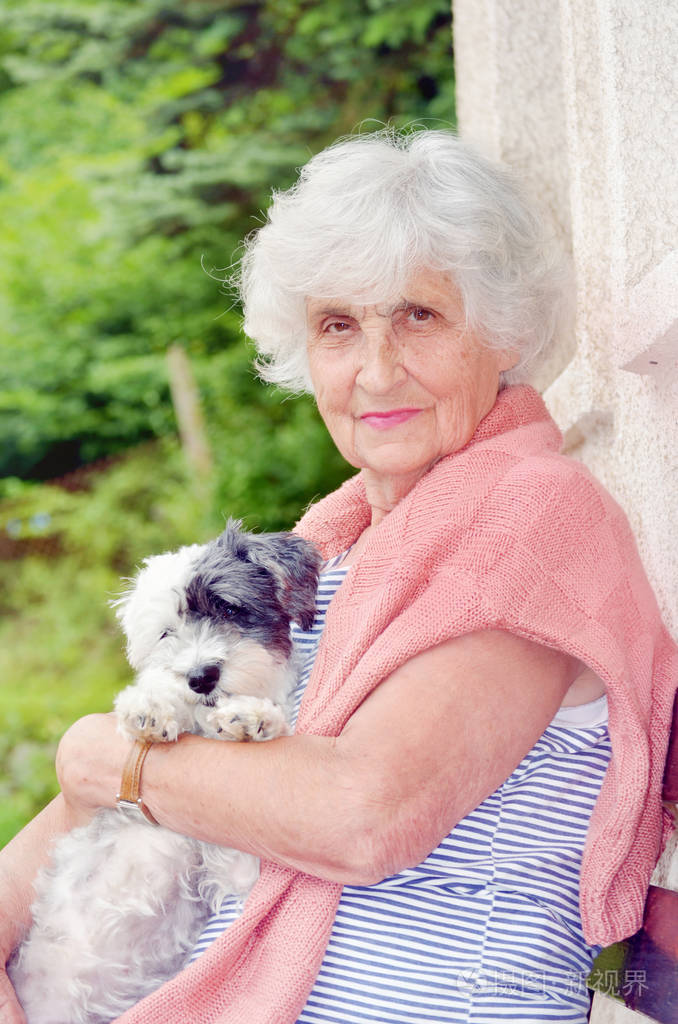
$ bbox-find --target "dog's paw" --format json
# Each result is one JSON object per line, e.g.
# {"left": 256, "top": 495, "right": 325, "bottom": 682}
{"left": 114, "top": 688, "right": 182, "bottom": 742}
{"left": 205, "top": 696, "right": 290, "bottom": 742}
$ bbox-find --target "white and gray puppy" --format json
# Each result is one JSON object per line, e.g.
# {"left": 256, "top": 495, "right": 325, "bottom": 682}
{"left": 8, "top": 521, "right": 321, "bottom": 1024}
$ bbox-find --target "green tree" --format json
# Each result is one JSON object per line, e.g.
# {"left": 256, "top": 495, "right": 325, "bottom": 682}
{"left": 0, "top": 0, "right": 455, "bottom": 487}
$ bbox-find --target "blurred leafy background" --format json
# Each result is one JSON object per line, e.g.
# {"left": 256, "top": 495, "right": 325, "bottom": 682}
{"left": 0, "top": 0, "right": 455, "bottom": 844}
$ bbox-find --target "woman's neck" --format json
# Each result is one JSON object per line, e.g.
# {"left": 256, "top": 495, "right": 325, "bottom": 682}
{"left": 361, "top": 467, "right": 428, "bottom": 528}
{"left": 339, "top": 468, "right": 424, "bottom": 567}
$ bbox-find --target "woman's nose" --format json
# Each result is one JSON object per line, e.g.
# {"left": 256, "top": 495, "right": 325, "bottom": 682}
{"left": 355, "top": 324, "right": 406, "bottom": 392}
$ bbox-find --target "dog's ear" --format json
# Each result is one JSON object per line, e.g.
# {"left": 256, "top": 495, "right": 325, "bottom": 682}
{"left": 218, "top": 522, "right": 322, "bottom": 631}
{"left": 110, "top": 543, "right": 207, "bottom": 667}
{"left": 258, "top": 533, "right": 323, "bottom": 631}
{"left": 110, "top": 580, "right": 136, "bottom": 634}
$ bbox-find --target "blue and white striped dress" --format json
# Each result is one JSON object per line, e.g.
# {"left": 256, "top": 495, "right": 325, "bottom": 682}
{"left": 190, "top": 555, "right": 612, "bottom": 1023}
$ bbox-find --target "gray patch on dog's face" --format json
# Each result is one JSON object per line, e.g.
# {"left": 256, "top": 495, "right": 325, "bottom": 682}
{"left": 185, "top": 521, "right": 321, "bottom": 657}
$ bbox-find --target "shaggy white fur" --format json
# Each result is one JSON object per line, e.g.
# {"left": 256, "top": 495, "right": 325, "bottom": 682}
{"left": 8, "top": 524, "right": 320, "bottom": 1024}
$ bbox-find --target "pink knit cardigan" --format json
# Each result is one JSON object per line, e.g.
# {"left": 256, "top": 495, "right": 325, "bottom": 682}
{"left": 117, "top": 385, "right": 677, "bottom": 1024}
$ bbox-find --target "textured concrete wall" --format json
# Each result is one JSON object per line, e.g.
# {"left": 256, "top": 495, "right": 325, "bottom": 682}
{"left": 452, "top": 1, "right": 677, "bottom": 1020}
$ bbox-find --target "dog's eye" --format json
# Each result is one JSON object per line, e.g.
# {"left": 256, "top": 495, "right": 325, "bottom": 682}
{"left": 159, "top": 628, "right": 175, "bottom": 640}
{"left": 213, "top": 597, "right": 241, "bottom": 620}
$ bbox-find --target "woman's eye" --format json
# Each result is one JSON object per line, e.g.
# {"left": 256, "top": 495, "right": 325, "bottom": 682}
{"left": 407, "top": 306, "right": 434, "bottom": 322}
{"left": 325, "top": 319, "right": 353, "bottom": 334}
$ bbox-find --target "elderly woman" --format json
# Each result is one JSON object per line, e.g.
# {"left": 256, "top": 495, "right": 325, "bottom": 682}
{"left": 1, "top": 129, "right": 676, "bottom": 1024}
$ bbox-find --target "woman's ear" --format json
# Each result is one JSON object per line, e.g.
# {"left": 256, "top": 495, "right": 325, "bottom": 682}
{"left": 497, "top": 346, "right": 521, "bottom": 373}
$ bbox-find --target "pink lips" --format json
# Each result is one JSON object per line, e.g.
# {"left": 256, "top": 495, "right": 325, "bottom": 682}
{"left": 360, "top": 408, "right": 422, "bottom": 430}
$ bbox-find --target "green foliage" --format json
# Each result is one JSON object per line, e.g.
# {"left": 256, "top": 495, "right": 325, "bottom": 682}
{"left": 0, "top": 0, "right": 454, "bottom": 479}
{"left": 0, "top": 443, "right": 218, "bottom": 846}
{"left": 0, "top": 0, "right": 454, "bottom": 841}
{"left": 196, "top": 346, "right": 351, "bottom": 531}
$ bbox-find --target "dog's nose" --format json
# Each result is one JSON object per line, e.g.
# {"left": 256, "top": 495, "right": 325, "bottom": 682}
{"left": 188, "top": 663, "right": 221, "bottom": 695}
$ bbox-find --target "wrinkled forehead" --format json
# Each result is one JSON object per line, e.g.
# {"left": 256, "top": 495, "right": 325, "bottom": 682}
{"left": 307, "top": 268, "right": 456, "bottom": 311}
{"left": 304, "top": 269, "right": 462, "bottom": 322}
{"left": 305, "top": 296, "right": 409, "bottom": 321}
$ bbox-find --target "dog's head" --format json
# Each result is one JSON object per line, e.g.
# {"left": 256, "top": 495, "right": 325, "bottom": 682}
{"left": 113, "top": 521, "right": 321, "bottom": 705}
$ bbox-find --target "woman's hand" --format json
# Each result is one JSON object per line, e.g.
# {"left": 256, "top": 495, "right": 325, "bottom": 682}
{"left": 0, "top": 796, "right": 77, "bottom": 1024}
{"left": 55, "top": 713, "right": 131, "bottom": 828}
{"left": 0, "top": 969, "right": 26, "bottom": 1024}
{"left": 0, "top": 713, "right": 132, "bottom": 1024}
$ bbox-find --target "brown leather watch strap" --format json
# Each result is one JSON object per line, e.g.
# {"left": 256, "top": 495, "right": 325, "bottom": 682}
{"left": 116, "top": 739, "right": 158, "bottom": 825}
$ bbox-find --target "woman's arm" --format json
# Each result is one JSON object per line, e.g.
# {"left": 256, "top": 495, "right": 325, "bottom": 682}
{"left": 0, "top": 720, "right": 136, "bottom": 1022}
{"left": 0, "top": 794, "right": 88, "bottom": 1024}
{"left": 0, "top": 799, "right": 72, "bottom": 952}
{"left": 56, "top": 629, "right": 579, "bottom": 884}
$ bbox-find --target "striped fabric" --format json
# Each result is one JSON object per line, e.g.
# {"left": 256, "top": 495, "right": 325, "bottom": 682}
{"left": 190, "top": 557, "right": 611, "bottom": 1023}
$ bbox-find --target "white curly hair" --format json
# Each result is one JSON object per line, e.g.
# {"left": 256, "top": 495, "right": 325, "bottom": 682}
{"left": 235, "top": 127, "right": 567, "bottom": 392}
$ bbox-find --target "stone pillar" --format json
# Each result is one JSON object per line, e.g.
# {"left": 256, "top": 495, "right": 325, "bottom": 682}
{"left": 452, "top": 1, "right": 678, "bottom": 1019}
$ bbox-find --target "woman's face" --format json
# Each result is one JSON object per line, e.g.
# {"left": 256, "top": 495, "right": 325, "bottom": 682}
{"left": 306, "top": 270, "right": 517, "bottom": 500}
